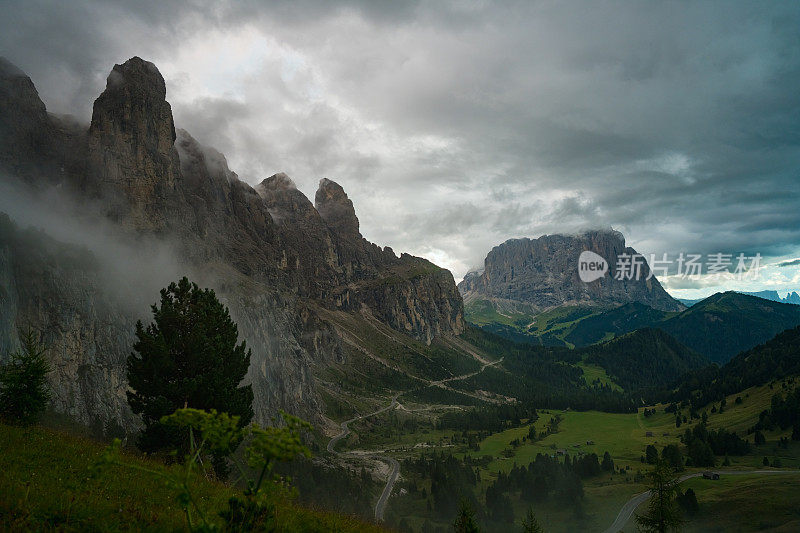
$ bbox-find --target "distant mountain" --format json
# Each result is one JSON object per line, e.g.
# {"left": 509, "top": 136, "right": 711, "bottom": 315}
{"left": 658, "top": 292, "right": 800, "bottom": 364}
{"left": 580, "top": 328, "right": 707, "bottom": 390}
{"left": 478, "top": 291, "right": 800, "bottom": 365}
{"left": 459, "top": 230, "right": 684, "bottom": 313}
{"left": 679, "top": 290, "right": 800, "bottom": 307}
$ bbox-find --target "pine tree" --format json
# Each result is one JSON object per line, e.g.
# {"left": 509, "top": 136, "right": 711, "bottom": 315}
{"left": 0, "top": 329, "right": 51, "bottom": 425}
{"left": 602, "top": 451, "right": 615, "bottom": 471}
{"left": 635, "top": 460, "right": 683, "bottom": 533}
{"left": 521, "top": 507, "right": 544, "bottom": 533}
{"left": 127, "top": 277, "right": 253, "bottom": 460}
{"left": 453, "top": 498, "right": 480, "bottom": 533}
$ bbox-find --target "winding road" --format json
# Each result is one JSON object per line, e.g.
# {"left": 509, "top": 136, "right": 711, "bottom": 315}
{"left": 603, "top": 469, "right": 796, "bottom": 533}
{"left": 326, "top": 357, "right": 505, "bottom": 522}
{"left": 326, "top": 395, "right": 402, "bottom": 521}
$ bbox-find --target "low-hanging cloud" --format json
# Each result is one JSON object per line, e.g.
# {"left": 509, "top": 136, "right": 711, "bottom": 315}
{"left": 0, "top": 179, "right": 186, "bottom": 316}
{"left": 1, "top": 0, "right": 799, "bottom": 290}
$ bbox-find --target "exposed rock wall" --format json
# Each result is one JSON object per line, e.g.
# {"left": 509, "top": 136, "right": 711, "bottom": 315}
{"left": 459, "top": 230, "right": 683, "bottom": 312}
{"left": 0, "top": 56, "right": 464, "bottom": 432}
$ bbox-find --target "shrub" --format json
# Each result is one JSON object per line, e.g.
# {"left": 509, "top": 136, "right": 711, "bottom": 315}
{"left": 0, "top": 329, "right": 51, "bottom": 425}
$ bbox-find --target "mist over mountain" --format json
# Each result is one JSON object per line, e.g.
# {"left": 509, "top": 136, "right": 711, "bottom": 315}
{"left": 0, "top": 56, "right": 464, "bottom": 432}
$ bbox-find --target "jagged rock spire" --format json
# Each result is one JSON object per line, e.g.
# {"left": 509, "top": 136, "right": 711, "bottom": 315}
{"left": 314, "top": 178, "right": 360, "bottom": 239}
{"left": 87, "top": 57, "right": 181, "bottom": 230}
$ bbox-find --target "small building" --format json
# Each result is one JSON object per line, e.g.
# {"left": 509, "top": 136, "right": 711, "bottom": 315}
{"left": 557, "top": 449, "right": 566, "bottom": 456}
{"left": 586, "top": 440, "right": 594, "bottom": 445}
{"left": 702, "top": 471, "right": 720, "bottom": 480}
{"left": 645, "top": 431, "right": 654, "bottom": 437}
{"left": 662, "top": 432, "right": 670, "bottom": 436}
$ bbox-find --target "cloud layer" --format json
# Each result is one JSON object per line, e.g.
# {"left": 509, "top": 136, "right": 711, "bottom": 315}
{"left": 2, "top": 0, "right": 799, "bottom": 295}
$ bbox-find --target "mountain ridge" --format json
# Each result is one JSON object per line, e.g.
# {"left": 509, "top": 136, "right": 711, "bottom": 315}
{"left": 0, "top": 56, "right": 464, "bottom": 433}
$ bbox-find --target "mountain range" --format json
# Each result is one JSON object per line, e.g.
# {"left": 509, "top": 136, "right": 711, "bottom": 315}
{"left": 460, "top": 232, "right": 800, "bottom": 364}
{"left": 679, "top": 290, "right": 800, "bottom": 307}
{"left": 0, "top": 56, "right": 464, "bottom": 433}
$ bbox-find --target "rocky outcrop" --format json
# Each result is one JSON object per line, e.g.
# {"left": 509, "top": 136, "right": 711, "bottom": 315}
{"left": 87, "top": 57, "right": 183, "bottom": 231}
{"left": 0, "top": 57, "right": 60, "bottom": 185}
{"left": 460, "top": 230, "right": 683, "bottom": 312}
{"left": 0, "top": 57, "right": 465, "bottom": 433}
{"left": 315, "top": 178, "right": 361, "bottom": 240}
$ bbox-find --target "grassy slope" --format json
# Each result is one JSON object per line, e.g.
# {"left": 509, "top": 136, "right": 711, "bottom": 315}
{"left": 679, "top": 474, "right": 800, "bottom": 533}
{"left": 398, "top": 379, "right": 800, "bottom": 532}
{"left": 576, "top": 362, "right": 622, "bottom": 391}
{"left": 0, "top": 423, "right": 383, "bottom": 532}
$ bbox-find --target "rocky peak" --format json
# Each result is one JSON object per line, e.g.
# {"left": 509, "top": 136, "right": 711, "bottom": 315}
{"left": 0, "top": 57, "right": 43, "bottom": 112}
{"left": 459, "top": 229, "right": 684, "bottom": 312}
{"left": 87, "top": 57, "right": 181, "bottom": 230}
{"left": 0, "top": 57, "right": 53, "bottom": 179}
{"left": 256, "top": 173, "right": 320, "bottom": 225}
{"left": 314, "top": 178, "right": 360, "bottom": 239}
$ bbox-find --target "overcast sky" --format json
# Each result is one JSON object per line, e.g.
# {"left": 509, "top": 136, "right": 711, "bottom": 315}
{"left": 2, "top": 0, "right": 799, "bottom": 297}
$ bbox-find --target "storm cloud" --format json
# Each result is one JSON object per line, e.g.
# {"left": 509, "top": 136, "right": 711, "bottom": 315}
{"left": 2, "top": 0, "right": 799, "bottom": 296}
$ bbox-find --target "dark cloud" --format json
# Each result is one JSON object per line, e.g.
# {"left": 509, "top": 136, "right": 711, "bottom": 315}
{"left": 2, "top": 0, "right": 799, "bottom": 286}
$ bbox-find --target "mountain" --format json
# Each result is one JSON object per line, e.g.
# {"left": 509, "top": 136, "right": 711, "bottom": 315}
{"left": 580, "top": 328, "right": 707, "bottom": 390}
{"left": 679, "top": 290, "right": 800, "bottom": 307}
{"left": 667, "top": 324, "right": 800, "bottom": 408}
{"left": 556, "top": 293, "right": 800, "bottom": 364}
{"left": 564, "top": 301, "right": 675, "bottom": 346}
{"left": 459, "top": 230, "right": 684, "bottom": 314}
{"left": 658, "top": 292, "right": 800, "bottom": 364}
{"left": 0, "top": 57, "right": 465, "bottom": 433}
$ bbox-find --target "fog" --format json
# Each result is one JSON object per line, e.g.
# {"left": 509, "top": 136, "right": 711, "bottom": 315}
{"left": 0, "top": 178, "right": 186, "bottom": 317}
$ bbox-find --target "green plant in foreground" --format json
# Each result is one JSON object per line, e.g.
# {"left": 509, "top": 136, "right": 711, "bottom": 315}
{"left": 96, "top": 408, "right": 312, "bottom": 532}
{"left": 0, "top": 329, "right": 51, "bottom": 425}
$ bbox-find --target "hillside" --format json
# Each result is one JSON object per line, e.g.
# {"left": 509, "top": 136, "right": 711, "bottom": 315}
{"left": 565, "top": 302, "right": 674, "bottom": 346}
{"left": 668, "top": 324, "right": 800, "bottom": 408}
{"left": 659, "top": 292, "right": 800, "bottom": 364}
{"left": 0, "top": 422, "right": 383, "bottom": 532}
{"left": 580, "top": 328, "right": 707, "bottom": 390}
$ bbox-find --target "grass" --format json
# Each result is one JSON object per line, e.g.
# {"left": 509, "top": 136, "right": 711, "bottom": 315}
{"left": 356, "top": 374, "right": 800, "bottom": 532}
{"left": 0, "top": 423, "right": 384, "bottom": 532}
{"left": 464, "top": 299, "right": 535, "bottom": 328}
{"left": 473, "top": 409, "right": 682, "bottom": 473}
{"left": 577, "top": 362, "right": 622, "bottom": 391}
{"left": 677, "top": 473, "right": 800, "bottom": 532}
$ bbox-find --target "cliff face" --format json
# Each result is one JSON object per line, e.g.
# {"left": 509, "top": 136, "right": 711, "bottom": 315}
{"left": 459, "top": 230, "right": 683, "bottom": 312}
{"left": 87, "top": 57, "right": 184, "bottom": 231}
{"left": 0, "top": 57, "right": 464, "bottom": 432}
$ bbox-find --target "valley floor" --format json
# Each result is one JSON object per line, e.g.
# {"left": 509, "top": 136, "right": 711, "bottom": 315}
{"left": 331, "top": 380, "right": 800, "bottom": 532}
